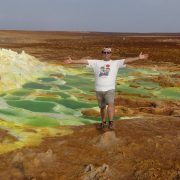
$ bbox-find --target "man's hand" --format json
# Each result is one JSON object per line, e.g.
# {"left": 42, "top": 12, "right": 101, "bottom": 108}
{"left": 139, "top": 52, "right": 149, "bottom": 60}
{"left": 64, "top": 56, "right": 88, "bottom": 64}
{"left": 124, "top": 52, "right": 149, "bottom": 64}
{"left": 64, "top": 56, "right": 73, "bottom": 64}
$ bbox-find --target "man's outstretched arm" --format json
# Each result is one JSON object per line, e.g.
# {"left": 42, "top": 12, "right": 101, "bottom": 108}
{"left": 124, "top": 52, "right": 149, "bottom": 64}
{"left": 64, "top": 56, "right": 88, "bottom": 64}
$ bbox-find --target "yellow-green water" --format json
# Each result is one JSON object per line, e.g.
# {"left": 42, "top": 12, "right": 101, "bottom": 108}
{"left": 0, "top": 65, "right": 179, "bottom": 154}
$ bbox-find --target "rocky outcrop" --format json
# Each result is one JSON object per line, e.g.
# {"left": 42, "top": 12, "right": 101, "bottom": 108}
{"left": 81, "top": 164, "right": 110, "bottom": 180}
{"left": 0, "top": 129, "right": 18, "bottom": 144}
{"left": 93, "top": 131, "right": 119, "bottom": 148}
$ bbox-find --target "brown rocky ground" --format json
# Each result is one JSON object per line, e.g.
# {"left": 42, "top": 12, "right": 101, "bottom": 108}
{"left": 0, "top": 30, "right": 180, "bottom": 65}
{"left": 0, "top": 30, "right": 180, "bottom": 179}
{"left": 0, "top": 116, "right": 180, "bottom": 180}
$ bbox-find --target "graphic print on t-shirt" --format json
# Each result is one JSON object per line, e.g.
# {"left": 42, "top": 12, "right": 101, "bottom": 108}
{"left": 99, "top": 64, "right": 110, "bottom": 77}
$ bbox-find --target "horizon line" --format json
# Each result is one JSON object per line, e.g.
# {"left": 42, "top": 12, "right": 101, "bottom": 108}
{"left": 0, "top": 29, "right": 180, "bottom": 35}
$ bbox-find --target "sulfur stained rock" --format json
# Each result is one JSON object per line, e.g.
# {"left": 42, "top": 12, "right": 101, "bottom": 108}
{"left": 115, "top": 106, "right": 134, "bottom": 116}
{"left": 81, "top": 164, "right": 110, "bottom": 180}
{"left": 81, "top": 109, "right": 100, "bottom": 117}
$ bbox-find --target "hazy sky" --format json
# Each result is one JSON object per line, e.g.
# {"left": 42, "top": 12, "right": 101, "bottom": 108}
{"left": 0, "top": 0, "right": 180, "bottom": 32}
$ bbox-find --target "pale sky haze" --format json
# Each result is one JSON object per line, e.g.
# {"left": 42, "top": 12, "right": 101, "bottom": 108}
{"left": 0, "top": 0, "right": 180, "bottom": 32}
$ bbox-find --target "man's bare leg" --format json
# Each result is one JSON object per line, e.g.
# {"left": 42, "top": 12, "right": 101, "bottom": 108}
{"left": 100, "top": 106, "right": 107, "bottom": 123}
{"left": 96, "top": 106, "right": 107, "bottom": 129}
{"left": 107, "top": 103, "right": 115, "bottom": 129}
{"left": 107, "top": 104, "right": 114, "bottom": 121}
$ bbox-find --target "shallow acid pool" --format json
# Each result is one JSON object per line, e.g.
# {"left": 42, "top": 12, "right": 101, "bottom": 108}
{"left": 1, "top": 66, "right": 180, "bottom": 127}
{"left": 0, "top": 65, "right": 179, "bottom": 154}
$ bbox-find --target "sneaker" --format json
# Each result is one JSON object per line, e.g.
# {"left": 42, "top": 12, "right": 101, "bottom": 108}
{"left": 96, "top": 121, "right": 107, "bottom": 129}
{"left": 108, "top": 121, "right": 114, "bottom": 130}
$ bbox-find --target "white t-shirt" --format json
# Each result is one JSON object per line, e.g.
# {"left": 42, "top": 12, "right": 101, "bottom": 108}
{"left": 87, "top": 59, "right": 126, "bottom": 91}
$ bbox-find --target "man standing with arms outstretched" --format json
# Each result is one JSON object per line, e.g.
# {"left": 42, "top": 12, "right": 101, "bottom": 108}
{"left": 65, "top": 48, "right": 148, "bottom": 130}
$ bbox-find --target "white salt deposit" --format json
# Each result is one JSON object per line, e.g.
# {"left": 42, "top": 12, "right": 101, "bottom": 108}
{"left": 0, "top": 49, "right": 64, "bottom": 92}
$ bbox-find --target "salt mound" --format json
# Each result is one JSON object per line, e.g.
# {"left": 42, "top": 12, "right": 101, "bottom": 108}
{"left": 0, "top": 49, "right": 64, "bottom": 92}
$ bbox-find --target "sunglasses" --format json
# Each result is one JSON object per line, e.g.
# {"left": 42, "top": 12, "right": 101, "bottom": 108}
{"left": 102, "top": 51, "right": 111, "bottom": 54}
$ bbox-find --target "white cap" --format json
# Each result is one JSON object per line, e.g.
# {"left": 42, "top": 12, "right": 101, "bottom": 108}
{"left": 102, "top": 48, "right": 112, "bottom": 53}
